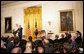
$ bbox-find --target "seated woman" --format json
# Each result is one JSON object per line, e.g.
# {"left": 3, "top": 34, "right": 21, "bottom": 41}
{"left": 71, "top": 36, "right": 76, "bottom": 46}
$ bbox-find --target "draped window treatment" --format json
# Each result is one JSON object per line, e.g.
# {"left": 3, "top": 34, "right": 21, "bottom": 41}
{"left": 24, "top": 7, "right": 42, "bottom": 40}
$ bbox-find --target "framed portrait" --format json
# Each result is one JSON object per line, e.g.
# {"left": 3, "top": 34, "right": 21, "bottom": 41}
{"left": 59, "top": 9, "right": 75, "bottom": 33}
{"left": 4, "top": 17, "right": 12, "bottom": 33}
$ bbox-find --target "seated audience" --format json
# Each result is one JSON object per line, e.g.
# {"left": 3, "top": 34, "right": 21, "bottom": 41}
{"left": 1, "top": 29, "right": 83, "bottom": 53}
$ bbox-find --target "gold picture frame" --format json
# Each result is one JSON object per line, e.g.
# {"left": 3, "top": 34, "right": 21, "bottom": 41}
{"left": 59, "top": 9, "right": 75, "bottom": 33}
{"left": 4, "top": 16, "right": 12, "bottom": 33}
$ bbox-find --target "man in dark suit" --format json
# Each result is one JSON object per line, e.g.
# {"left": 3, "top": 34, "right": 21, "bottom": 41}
{"left": 48, "top": 38, "right": 54, "bottom": 44}
{"left": 66, "top": 32, "right": 71, "bottom": 40}
{"left": 59, "top": 34, "right": 65, "bottom": 43}
{"left": 75, "top": 31, "right": 82, "bottom": 44}
{"left": 54, "top": 35, "right": 59, "bottom": 43}
{"left": 17, "top": 25, "right": 23, "bottom": 39}
{"left": 64, "top": 32, "right": 71, "bottom": 42}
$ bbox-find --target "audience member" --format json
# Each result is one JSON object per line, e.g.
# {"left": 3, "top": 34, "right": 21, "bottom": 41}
{"left": 75, "top": 31, "right": 82, "bottom": 44}
{"left": 54, "top": 35, "right": 59, "bottom": 43}
{"left": 71, "top": 36, "right": 76, "bottom": 46}
{"left": 37, "top": 47, "right": 44, "bottom": 53}
{"left": 11, "top": 47, "right": 22, "bottom": 53}
{"left": 59, "top": 34, "right": 65, "bottom": 43}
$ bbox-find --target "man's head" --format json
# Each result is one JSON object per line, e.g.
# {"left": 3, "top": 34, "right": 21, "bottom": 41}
{"left": 61, "top": 34, "right": 64, "bottom": 38}
{"left": 42, "top": 36, "right": 46, "bottom": 40}
{"left": 11, "top": 47, "right": 22, "bottom": 53}
{"left": 64, "top": 32, "right": 68, "bottom": 37}
{"left": 44, "top": 39, "right": 49, "bottom": 46}
{"left": 19, "top": 25, "right": 21, "bottom": 28}
{"left": 71, "top": 36, "right": 74, "bottom": 41}
{"left": 37, "top": 47, "right": 44, "bottom": 53}
{"left": 55, "top": 35, "right": 59, "bottom": 39}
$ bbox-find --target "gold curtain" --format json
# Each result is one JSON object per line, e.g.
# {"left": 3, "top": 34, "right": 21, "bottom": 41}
{"left": 24, "top": 7, "right": 42, "bottom": 40}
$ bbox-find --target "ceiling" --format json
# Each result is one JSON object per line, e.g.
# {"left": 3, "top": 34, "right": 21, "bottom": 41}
{"left": 1, "top": 1, "right": 19, "bottom": 6}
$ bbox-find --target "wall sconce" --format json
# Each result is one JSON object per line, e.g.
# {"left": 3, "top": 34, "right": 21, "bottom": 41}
{"left": 48, "top": 21, "right": 51, "bottom": 26}
{"left": 16, "top": 24, "right": 18, "bottom": 27}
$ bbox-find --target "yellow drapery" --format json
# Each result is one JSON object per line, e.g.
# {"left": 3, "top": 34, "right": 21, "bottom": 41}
{"left": 24, "top": 7, "right": 42, "bottom": 40}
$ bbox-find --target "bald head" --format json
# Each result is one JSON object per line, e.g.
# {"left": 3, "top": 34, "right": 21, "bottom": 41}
{"left": 11, "top": 47, "right": 21, "bottom": 53}
{"left": 38, "top": 47, "right": 44, "bottom": 53}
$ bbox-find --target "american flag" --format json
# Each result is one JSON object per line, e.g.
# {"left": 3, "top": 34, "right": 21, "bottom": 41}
{"left": 28, "top": 21, "right": 31, "bottom": 36}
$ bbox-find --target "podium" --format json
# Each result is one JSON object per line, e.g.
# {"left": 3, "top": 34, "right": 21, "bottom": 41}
{"left": 47, "top": 33, "right": 54, "bottom": 38}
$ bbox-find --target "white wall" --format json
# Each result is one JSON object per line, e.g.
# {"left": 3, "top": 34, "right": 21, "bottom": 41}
{"left": 1, "top": 1, "right": 83, "bottom": 40}
{"left": 42, "top": 1, "right": 83, "bottom": 40}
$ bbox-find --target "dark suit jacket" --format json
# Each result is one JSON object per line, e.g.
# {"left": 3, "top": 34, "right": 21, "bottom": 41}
{"left": 48, "top": 39, "right": 54, "bottom": 44}
{"left": 54, "top": 39, "right": 59, "bottom": 43}
{"left": 1, "top": 48, "right": 7, "bottom": 53}
{"left": 75, "top": 36, "right": 82, "bottom": 44}
{"left": 17, "top": 27, "right": 23, "bottom": 37}
{"left": 65, "top": 34, "right": 71, "bottom": 41}
{"left": 59, "top": 38, "right": 66, "bottom": 43}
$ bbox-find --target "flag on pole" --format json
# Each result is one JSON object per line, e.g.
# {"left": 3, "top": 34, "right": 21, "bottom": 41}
{"left": 35, "top": 20, "right": 37, "bottom": 28}
{"left": 28, "top": 21, "right": 31, "bottom": 36}
{"left": 35, "top": 19, "right": 38, "bottom": 37}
